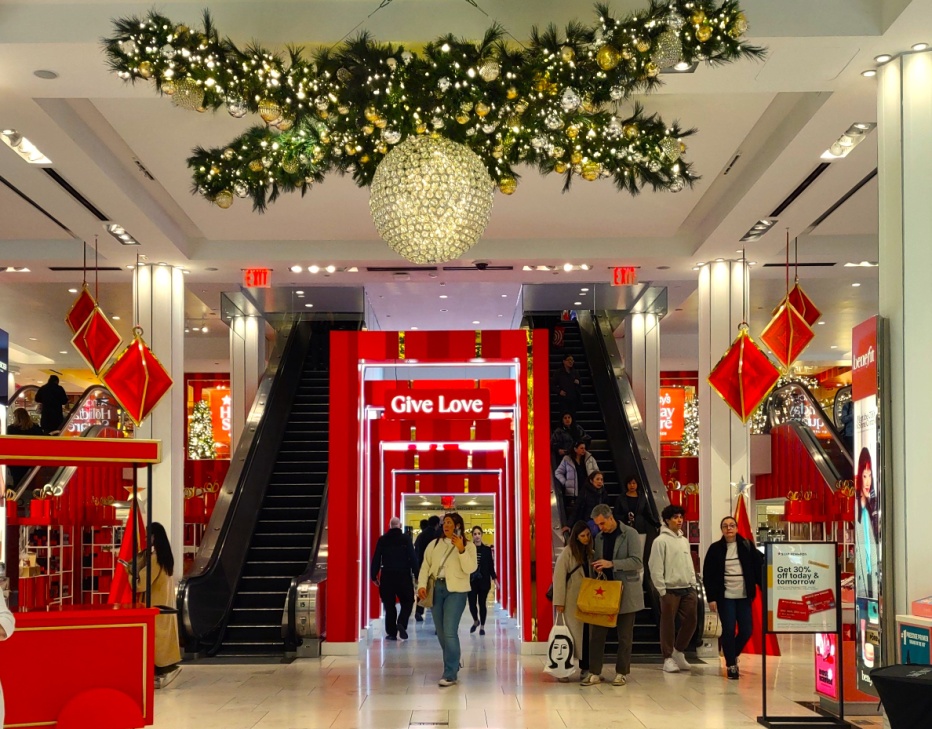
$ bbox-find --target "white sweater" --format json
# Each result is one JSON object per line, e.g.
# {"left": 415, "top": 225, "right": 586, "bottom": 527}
{"left": 648, "top": 526, "right": 697, "bottom": 596}
{"left": 418, "top": 538, "right": 478, "bottom": 594}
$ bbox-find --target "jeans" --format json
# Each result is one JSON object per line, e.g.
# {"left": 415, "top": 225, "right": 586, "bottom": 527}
{"left": 588, "top": 613, "right": 636, "bottom": 676}
{"left": 718, "top": 597, "right": 754, "bottom": 667}
{"left": 467, "top": 583, "right": 491, "bottom": 626}
{"left": 432, "top": 580, "right": 469, "bottom": 680}
{"left": 659, "top": 589, "right": 698, "bottom": 658}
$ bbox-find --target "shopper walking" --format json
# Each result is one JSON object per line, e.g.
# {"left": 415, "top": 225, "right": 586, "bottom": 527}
{"left": 555, "top": 441, "right": 598, "bottom": 516}
{"left": 414, "top": 515, "right": 441, "bottom": 623}
{"left": 34, "top": 375, "right": 69, "bottom": 433}
{"left": 649, "top": 504, "right": 698, "bottom": 673}
{"left": 573, "top": 470, "right": 608, "bottom": 526}
{"left": 553, "top": 354, "right": 582, "bottom": 417}
{"left": 371, "top": 516, "right": 418, "bottom": 641}
{"left": 417, "top": 513, "right": 477, "bottom": 686}
{"left": 582, "top": 504, "right": 643, "bottom": 687}
{"left": 552, "top": 521, "right": 594, "bottom": 682}
{"left": 703, "top": 516, "right": 764, "bottom": 679}
{"left": 550, "top": 412, "right": 590, "bottom": 468}
{"left": 0, "top": 585, "right": 15, "bottom": 725}
{"left": 132, "top": 522, "right": 182, "bottom": 687}
{"left": 467, "top": 526, "right": 498, "bottom": 636}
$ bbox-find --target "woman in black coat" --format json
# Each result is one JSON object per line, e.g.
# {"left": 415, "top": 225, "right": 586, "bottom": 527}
{"left": 573, "top": 471, "right": 608, "bottom": 526}
{"left": 467, "top": 526, "right": 498, "bottom": 635}
{"left": 702, "top": 516, "right": 764, "bottom": 679}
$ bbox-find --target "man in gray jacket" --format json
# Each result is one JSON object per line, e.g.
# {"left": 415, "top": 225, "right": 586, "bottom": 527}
{"left": 582, "top": 503, "right": 644, "bottom": 687}
{"left": 649, "top": 504, "right": 698, "bottom": 673}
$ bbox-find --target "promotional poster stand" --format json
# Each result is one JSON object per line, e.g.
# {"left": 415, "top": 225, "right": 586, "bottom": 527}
{"left": 758, "top": 541, "right": 852, "bottom": 729}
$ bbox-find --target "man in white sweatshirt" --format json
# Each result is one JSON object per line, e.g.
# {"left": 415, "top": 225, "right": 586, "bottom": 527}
{"left": 648, "top": 504, "right": 698, "bottom": 673}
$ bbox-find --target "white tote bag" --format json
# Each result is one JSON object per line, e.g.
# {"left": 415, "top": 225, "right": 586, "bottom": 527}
{"left": 543, "top": 612, "right": 577, "bottom": 679}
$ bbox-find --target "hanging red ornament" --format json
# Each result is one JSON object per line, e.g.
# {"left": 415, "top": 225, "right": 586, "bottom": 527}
{"left": 708, "top": 325, "right": 780, "bottom": 424}
{"left": 100, "top": 327, "right": 173, "bottom": 426}
{"left": 71, "top": 306, "right": 122, "bottom": 374}
{"left": 760, "top": 301, "right": 815, "bottom": 371}
{"left": 782, "top": 282, "right": 822, "bottom": 327}
{"left": 65, "top": 285, "right": 97, "bottom": 333}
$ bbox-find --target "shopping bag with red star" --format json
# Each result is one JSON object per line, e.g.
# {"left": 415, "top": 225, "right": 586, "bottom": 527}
{"left": 575, "top": 573, "right": 621, "bottom": 627}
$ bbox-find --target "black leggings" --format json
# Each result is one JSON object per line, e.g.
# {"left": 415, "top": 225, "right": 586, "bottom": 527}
{"left": 468, "top": 584, "right": 491, "bottom": 625}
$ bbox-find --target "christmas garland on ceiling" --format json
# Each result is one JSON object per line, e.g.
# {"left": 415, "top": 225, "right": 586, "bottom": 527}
{"left": 104, "top": 1, "right": 763, "bottom": 211}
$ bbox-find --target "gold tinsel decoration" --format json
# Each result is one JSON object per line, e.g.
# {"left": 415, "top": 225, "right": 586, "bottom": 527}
{"left": 171, "top": 78, "right": 203, "bottom": 111}
{"left": 650, "top": 30, "right": 682, "bottom": 69}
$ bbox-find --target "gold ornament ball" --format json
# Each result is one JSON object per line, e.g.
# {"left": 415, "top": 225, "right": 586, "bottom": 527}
{"left": 570, "top": 151, "right": 583, "bottom": 165}
{"left": 210, "top": 164, "right": 221, "bottom": 175}
{"left": 621, "top": 46, "right": 634, "bottom": 60}
{"left": 174, "top": 24, "right": 189, "bottom": 35}
{"left": 345, "top": 143, "right": 357, "bottom": 155}
{"left": 479, "top": 60, "right": 501, "bottom": 82}
{"left": 475, "top": 102, "right": 490, "bottom": 118}
{"left": 362, "top": 125, "right": 375, "bottom": 135}
{"left": 374, "top": 116, "right": 388, "bottom": 129}
{"left": 635, "top": 38, "right": 651, "bottom": 53}
{"left": 317, "top": 109, "right": 330, "bottom": 120}
{"left": 377, "top": 143, "right": 388, "bottom": 154}
{"left": 359, "top": 154, "right": 371, "bottom": 164}
{"left": 565, "top": 125, "right": 579, "bottom": 140}
{"left": 338, "top": 104, "right": 350, "bottom": 115}
{"left": 691, "top": 10, "right": 707, "bottom": 25}
{"left": 581, "top": 97, "right": 599, "bottom": 115}
{"left": 138, "top": 61, "right": 153, "bottom": 79}
{"left": 282, "top": 158, "right": 299, "bottom": 174}
{"left": 248, "top": 159, "right": 264, "bottom": 172}
{"left": 596, "top": 45, "right": 621, "bottom": 71}
{"left": 514, "top": 99, "right": 529, "bottom": 115}
{"left": 696, "top": 24, "right": 713, "bottom": 42}
{"left": 645, "top": 62, "right": 660, "bottom": 78}
{"left": 581, "top": 161, "right": 601, "bottom": 181}
{"left": 364, "top": 105, "right": 379, "bottom": 123}
{"left": 312, "top": 147, "right": 326, "bottom": 163}
{"left": 734, "top": 12, "right": 749, "bottom": 34}
{"left": 498, "top": 176, "right": 518, "bottom": 195}
{"left": 679, "top": 141, "right": 687, "bottom": 153}
{"left": 554, "top": 161, "right": 568, "bottom": 173}
{"left": 319, "top": 132, "right": 331, "bottom": 144}
{"left": 161, "top": 79, "right": 176, "bottom": 95}
{"left": 506, "top": 86, "right": 519, "bottom": 100}
{"left": 492, "top": 145, "right": 504, "bottom": 159}
{"left": 277, "top": 117, "right": 294, "bottom": 131}
{"left": 214, "top": 190, "right": 234, "bottom": 209}
{"left": 561, "top": 46, "right": 576, "bottom": 62}
{"left": 623, "top": 123, "right": 639, "bottom": 139}
{"left": 258, "top": 99, "right": 282, "bottom": 123}
{"left": 456, "top": 113, "right": 470, "bottom": 125}
{"left": 551, "top": 146, "right": 565, "bottom": 159}
{"left": 416, "top": 122, "right": 428, "bottom": 134}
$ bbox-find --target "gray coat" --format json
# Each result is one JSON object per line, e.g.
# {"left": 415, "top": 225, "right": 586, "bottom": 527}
{"left": 593, "top": 523, "right": 644, "bottom": 614}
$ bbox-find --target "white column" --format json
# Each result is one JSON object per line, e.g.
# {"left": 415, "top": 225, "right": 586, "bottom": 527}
{"left": 698, "top": 260, "right": 750, "bottom": 559}
{"left": 133, "top": 263, "right": 184, "bottom": 570}
{"left": 229, "top": 315, "right": 265, "bottom": 449}
{"left": 877, "top": 51, "right": 932, "bottom": 618}
{"left": 624, "top": 313, "right": 661, "bottom": 457}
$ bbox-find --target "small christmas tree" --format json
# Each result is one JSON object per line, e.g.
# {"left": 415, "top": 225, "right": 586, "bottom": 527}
{"left": 187, "top": 399, "right": 217, "bottom": 459}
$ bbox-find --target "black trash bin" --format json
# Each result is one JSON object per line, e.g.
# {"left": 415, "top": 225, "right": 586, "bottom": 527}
{"left": 870, "top": 664, "right": 932, "bottom": 729}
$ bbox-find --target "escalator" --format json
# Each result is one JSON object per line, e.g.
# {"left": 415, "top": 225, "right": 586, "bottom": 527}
{"left": 534, "top": 311, "right": 672, "bottom": 656}
{"left": 179, "top": 318, "right": 342, "bottom": 658}
{"left": 762, "top": 382, "right": 853, "bottom": 489}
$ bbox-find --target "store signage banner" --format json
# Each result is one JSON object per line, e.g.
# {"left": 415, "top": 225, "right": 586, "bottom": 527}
{"left": 383, "top": 389, "right": 491, "bottom": 420}
{"left": 815, "top": 633, "right": 838, "bottom": 699}
{"left": 659, "top": 387, "right": 686, "bottom": 442}
{"left": 852, "top": 316, "right": 884, "bottom": 695}
{"left": 766, "top": 542, "right": 838, "bottom": 633}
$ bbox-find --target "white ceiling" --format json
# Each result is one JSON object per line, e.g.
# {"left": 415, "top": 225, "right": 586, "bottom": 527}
{"left": 2, "top": 0, "right": 929, "bottom": 386}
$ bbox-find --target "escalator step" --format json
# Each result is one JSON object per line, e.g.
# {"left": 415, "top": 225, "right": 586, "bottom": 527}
{"left": 241, "top": 561, "right": 308, "bottom": 577}
{"left": 234, "top": 591, "right": 291, "bottom": 609}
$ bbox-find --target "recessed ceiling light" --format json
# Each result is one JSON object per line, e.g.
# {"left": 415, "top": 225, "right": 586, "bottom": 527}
{"left": 290, "top": 265, "right": 302, "bottom": 273}
{"left": 818, "top": 321, "right": 826, "bottom": 326}
{"left": 574, "top": 301, "right": 582, "bottom": 305}
{"left": 580, "top": 288, "right": 589, "bottom": 292}
{"left": 831, "top": 345, "right": 838, "bottom": 349}
{"left": 125, "top": 265, "right": 135, "bottom": 269}
{"left": 0, "top": 129, "right": 52, "bottom": 164}
{"left": 112, "top": 315, "right": 121, "bottom": 320}
{"left": 501, "top": 294, "right": 508, "bottom": 298}
{"left": 913, "top": 43, "right": 929, "bottom": 51}
{"left": 308, "top": 265, "right": 319, "bottom": 273}
{"left": 439, "top": 294, "right": 448, "bottom": 299}
{"left": 472, "top": 320, "right": 480, "bottom": 324}
{"left": 498, "top": 314, "right": 503, "bottom": 317}
{"left": 852, "top": 282, "right": 861, "bottom": 287}
{"left": 874, "top": 54, "right": 893, "bottom": 63}
{"left": 748, "top": 261, "right": 757, "bottom": 265}
{"left": 182, "top": 269, "right": 190, "bottom": 275}
{"left": 861, "top": 69, "right": 877, "bottom": 77}
{"left": 563, "top": 263, "right": 573, "bottom": 272}
{"left": 305, "top": 303, "right": 314, "bottom": 307}
{"left": 68, "top": 288, "right": 78, "bottom": 293}
{"left": 580, "top": 263, "right": 590, "bottom": 271}
{"left": 28, "top": 337, "right": 37, "bottom": 341}
{"left": 295, "top": 290, "right": 305, "bottom": 295}
{"left": 202, "top": 327, "right": 209, "bottom": 333}
{"left": 411, "top": 326, "right": 418, "bottom": 330}
{"left": 673, "top": 61, "right": 692, "bottom": 71}
{"left": 579, "top": 291, "right": 587, "bottom": 295}
{"left": 59, "top": 350, "right": 67, "bottom": 354}
{"left": 325, "top": 265, "right": 336, "bottom": 273}
{"left": 692, "top": 266, "right": 700, "bottom": 271}
{"left": 185, "top": 328, "right": 190, "bottom": 333}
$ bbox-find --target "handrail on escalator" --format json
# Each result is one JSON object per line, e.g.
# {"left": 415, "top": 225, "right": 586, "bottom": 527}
{"left": 178, "top": 318, "right": 309, "bottom": 652}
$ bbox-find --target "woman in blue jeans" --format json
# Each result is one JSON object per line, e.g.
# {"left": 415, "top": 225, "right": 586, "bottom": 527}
{"left": 702, "top": 516, "right": 764, "bottom": 679}
{"left": 417, "top": 512, "right": 478, "bottom": 686}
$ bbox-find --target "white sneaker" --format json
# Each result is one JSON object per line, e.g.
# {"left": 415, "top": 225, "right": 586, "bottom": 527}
{"left": 672, "top": 649, "right": 691, "bottom": 671}
{"left": 581, "top": 673, "right": 602, "bottom": 686}
{"left": 438, "top": 678, "right": 457, "bottom": 687}
{"left": 663, "top": 658, "right": 681, "bottom": 673}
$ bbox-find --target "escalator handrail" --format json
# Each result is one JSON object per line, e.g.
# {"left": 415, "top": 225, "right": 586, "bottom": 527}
{"left": 283, "top": 482, "right": 329, "bottom": 650}
{"left": 576, "top": 310, "right": 669, "bottom": 525}
{"left": 6, "top": 385, "right": 39, "bottom": 407}
{"left": 178, "top": 318, "right": 313, "bottom": 647}
{"left": 765, "top": 383, "right": 852, "bottom": 464}
{"left": 9, "top": 385, "right": 124, "bottom": 502}
{"left": 779, "top": 420, "right": 846, "bottom": 490}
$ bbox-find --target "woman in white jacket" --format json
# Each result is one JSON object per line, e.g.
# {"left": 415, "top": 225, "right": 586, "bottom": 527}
{"left": 0, "top": 586, "right": 15, "bottom": 725}
{"left": 417, "top": 512, "right": 478, "bottom": 687}
{"left": 552, "top": 521, "right": 594, "bottom": 682}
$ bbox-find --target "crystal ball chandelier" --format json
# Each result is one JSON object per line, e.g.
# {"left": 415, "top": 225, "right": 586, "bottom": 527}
{"left": 369, "top": 135, "right": 495, "bottom": 265}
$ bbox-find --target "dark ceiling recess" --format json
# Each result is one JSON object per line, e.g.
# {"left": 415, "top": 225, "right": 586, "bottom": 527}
{"left": 762, "top": 262, "right": 836, "bottom": 268}
{"left": 0, "top": 173, "right": 75, "bottom": 236}
{"left": 48, "top": 266, "right": 122, "bottom": 272}
{"left": 770, "top": 163, "right": 831, "bottom": 217}
{"left": 807, "top": 168, "right": 878, "bottom": 232}
{"left": 366, "top": 266, "right": 438, "bottom": 273}
{"left": 442, "top": 264, "right": 514, "bottom": 271}
{"left": 41, "top": 169, "right": 109, "bottom": 222}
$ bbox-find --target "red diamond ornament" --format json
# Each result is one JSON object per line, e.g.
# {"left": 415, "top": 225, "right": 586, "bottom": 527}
{"left": 760, "top": 302, "right": 815, "bottom": 371}
{"left": 65, "top": 285, "right": 97, "bottom": 334}
{"left": 781, "top": 283, "right": 822, "bottom": 327}
{"left": 708, "top": 327, "right": 780, "bottom": 424}
{"left": 71, "top": 306, "right": 122, "bottom": 374}
{"left": 101, "top": 329, "right": 173, "bottom": 426}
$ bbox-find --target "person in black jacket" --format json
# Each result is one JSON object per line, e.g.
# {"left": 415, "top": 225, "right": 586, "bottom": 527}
{"left": 371, "top": 516, "right": 418, "bottom": 641}
{"left": 34, "top": 375, "right": 69, "bottom": 433}
{"left": 573, "top": 471, "right": 608, "bottom": 526}
{"left": 413, "top": 515, "right": 441, "bottom": 622}
{"left": 613, "top": 476, "right": 660, "bottom": 536}
{"left": 467, "top": 526, "right": 499, "bottom": 636}
{"left": 702, "top": 516, "right": 764, "bottom": 679}
{"left": 553, "top": 355, "right": 582, "bottom": 417}
{"left": 550, "top": 412, "right": 590, "bottom": 469}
